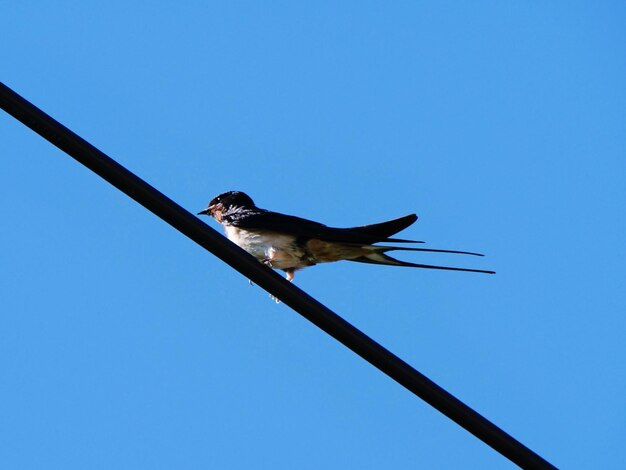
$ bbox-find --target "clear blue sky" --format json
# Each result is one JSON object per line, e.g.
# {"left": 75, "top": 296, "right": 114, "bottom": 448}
{"left": 2, "top": 2, "right": 625, "bottom": 468}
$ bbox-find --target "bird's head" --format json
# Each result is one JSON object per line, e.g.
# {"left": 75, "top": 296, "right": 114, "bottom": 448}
{"left": 197, "top": 191, "right": 255, "bottom": 222}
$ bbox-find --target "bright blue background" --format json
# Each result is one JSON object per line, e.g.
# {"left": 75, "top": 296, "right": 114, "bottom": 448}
{"left": 2, "top": 2, "right": 625, "bottom": 468}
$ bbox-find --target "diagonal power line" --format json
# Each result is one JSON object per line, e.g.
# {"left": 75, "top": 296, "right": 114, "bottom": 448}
{"left": 0, "top": 82, "right": 555, "bottom": 469}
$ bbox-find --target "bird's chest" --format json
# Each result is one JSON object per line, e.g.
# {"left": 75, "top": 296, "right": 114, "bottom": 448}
{"left": 224, "top": 226, "right": 309, "bottom": 269}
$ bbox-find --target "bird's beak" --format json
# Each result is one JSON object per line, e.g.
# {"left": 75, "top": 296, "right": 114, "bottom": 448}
{"left": 197, "top": 205, "right": 214, "bottom": 216}
{"left": 198, "top": 203, "right": 223, "bottom": 216}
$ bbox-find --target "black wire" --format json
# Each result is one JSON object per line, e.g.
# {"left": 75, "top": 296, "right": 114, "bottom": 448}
{"left": 0, "top": 82, "right": 556, "bottom": 469}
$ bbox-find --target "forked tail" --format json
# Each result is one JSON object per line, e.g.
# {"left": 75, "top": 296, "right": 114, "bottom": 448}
{"left": 350, "top": 246, "right": 496, "bottom": 274}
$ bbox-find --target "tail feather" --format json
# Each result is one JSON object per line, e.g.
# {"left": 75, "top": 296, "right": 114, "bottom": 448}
{"left": 350, "top": 251, "right": 495, "bottom": 274}
{"left": 376, "top": 246, "right": 485, "bottom": 257}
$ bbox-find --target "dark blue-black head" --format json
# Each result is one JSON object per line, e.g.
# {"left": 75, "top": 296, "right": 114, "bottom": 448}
{"left": 197, "top": 191, "right": 256, "bottom": 219}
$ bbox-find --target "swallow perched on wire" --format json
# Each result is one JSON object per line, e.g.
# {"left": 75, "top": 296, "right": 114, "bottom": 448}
{"left": 197, "top": 191, "right": 495, "bottom": 282}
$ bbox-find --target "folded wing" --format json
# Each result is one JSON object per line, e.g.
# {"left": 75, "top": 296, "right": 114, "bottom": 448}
{"left": 230, "top": 211, "right": 421, "bottom": 244}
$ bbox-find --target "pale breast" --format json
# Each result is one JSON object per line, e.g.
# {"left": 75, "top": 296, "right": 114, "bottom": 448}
{"left": 224, "top": 225, "right": 309, "bottom": 270}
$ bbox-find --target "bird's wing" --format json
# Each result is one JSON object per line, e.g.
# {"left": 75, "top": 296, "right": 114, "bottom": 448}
{"left": 229, "top": 211, "right": 421, "bottom": 244}
{"left": 228, "top": 210, "right": 327, "bottom": 236}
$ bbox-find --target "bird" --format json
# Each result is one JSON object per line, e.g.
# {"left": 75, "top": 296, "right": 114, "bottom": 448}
{"left": 197, "top": 191, "right": 495, "bottom": 283}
